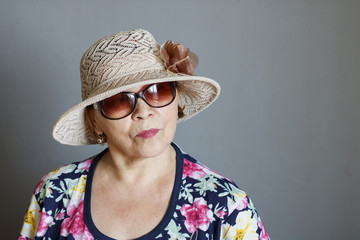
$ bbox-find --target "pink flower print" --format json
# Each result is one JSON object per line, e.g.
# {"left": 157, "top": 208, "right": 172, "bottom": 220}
{"left": 78, "top": 158, "right": 93, "bottom": 171}
{"left": 236, "top": 197, "right": 249, "bottom": 211}
{"left": 34, "top": 179, "right": 45, "bottom": 194}
{"left": 259, "top": 219, "right": 270, "bottom": 240}
{"left": 36, "top": 211, "right": 54, "bottom": 237}
{"left": 55, "top": 211, "right": 65, "bottom": 221}
{"left": 183, "top": 159, "right": 206, "bottom": 179}
{"left": 180, "top": 198, "right": 213, "bottom": 233}
{"left": 60, "top": 200, "right": 93, "bottom": 239}
{"left": 217, "top": 210, "right": 227, "bottom": 218}
{"left": 18, "top": 236, "right": 27, "bottom": 240}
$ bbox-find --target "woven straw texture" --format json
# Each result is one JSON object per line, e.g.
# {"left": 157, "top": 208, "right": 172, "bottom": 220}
{"left": 52, "top": 29, "right": 220, "bottom": 145}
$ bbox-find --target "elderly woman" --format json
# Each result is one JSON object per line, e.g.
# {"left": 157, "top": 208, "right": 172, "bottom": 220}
{"left": 19, "top": 29, "right": 269, "bottom": 240}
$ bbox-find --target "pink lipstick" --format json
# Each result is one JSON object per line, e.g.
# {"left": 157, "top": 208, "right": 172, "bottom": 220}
{"left": 136, "top": 129, "right": 160, "bottom": 139}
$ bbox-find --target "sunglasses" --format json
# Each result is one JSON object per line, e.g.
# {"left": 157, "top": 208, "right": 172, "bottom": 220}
{"left": 94, "top": 82, "right": 177, "bottom": 120}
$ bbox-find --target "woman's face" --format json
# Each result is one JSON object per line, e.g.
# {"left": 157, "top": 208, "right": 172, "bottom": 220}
{"left": 90, "top": 84, "right": 179, "bottom": 160}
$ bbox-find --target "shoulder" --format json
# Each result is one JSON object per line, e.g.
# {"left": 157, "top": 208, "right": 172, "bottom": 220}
{"left": 174, "top": 143, "right": 270, "bottom": 238}
{"left": 33, "top": 156, "right": 96, "bottom": 205}
{"left": 174, "top": 143, "right": 250, "bottom": 217}
{"left": 37, "top": 157, "right": 94, "bottom": 188}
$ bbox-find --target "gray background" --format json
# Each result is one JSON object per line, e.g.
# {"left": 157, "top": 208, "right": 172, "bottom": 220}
{"left": 1, "top": 0, "right": 359, "bottom": 239}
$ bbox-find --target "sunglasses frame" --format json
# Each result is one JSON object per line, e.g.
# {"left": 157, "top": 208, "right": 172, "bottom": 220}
{"left": 94, "top": 82, "right": 177, "bottom": 120}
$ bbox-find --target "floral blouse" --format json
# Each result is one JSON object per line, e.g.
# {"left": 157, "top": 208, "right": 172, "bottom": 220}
{"left": 19, "top": 143, "right": 270, "bottom": 240}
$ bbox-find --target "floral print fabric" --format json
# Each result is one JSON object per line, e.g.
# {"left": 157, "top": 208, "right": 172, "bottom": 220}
{"left": 19, "top": 143, "right": 269, "bottom": 240}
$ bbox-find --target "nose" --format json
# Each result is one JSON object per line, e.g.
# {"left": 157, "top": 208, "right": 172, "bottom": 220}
{"left": 131, "top": 98, "right": 154, "bottom": 120}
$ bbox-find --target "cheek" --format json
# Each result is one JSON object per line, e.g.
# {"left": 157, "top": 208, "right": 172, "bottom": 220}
{"left": 93, "top": 111, "right": 125, "bottom": 135}
{"left": 166, "top": 97, "right": 180, "bottom": 121}
{"left": 163, "top": 98, "right": 179, "bottom": 130}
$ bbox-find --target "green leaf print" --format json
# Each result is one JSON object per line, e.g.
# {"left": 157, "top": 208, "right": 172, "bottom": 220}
{"left": 180, "top": 182, "right": 194, "bottom": 203}
{"left": 165, "top": 220, "right": 190, "bottom": 240}
{"left": 193, "top": 175, "right": 219, "bottom": 195}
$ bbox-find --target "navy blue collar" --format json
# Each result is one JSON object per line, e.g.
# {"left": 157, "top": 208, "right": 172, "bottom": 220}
{"left": 84, "top": 142, "right": 184, "bottom": 240}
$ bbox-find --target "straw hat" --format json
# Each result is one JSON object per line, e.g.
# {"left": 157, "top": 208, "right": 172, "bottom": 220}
{"left": 52, "top": 29, "right": 220, "bottom": 145}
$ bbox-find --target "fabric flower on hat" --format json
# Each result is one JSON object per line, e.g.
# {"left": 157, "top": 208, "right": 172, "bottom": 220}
{"left": 160, "top": 40, "right": 199, "bottom": 75}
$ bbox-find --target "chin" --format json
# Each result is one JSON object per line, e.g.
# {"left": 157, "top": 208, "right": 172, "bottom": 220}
{"left": 107, "top": 136, "right": 173, "bottom": 160}
{"left": 133, "top": 138, "right": 172, "bottom": 159}
{"left": 131, "top": 126, "right": 176, "bottom": 158}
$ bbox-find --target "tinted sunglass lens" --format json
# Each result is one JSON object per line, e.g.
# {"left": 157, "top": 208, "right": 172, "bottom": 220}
{"left": 101, "top": 94, "right": 135, "bottom": 119}
{"left": 144, "top": 82, "right": 175, "bottom": 107}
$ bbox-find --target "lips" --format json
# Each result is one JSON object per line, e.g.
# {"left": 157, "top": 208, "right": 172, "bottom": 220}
{"left": 136, "top": 128, "right": 160, "bottom": 139}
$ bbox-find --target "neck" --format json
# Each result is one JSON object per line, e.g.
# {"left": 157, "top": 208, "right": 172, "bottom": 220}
{"left": 99, "top": 144, "right": 176, "bottom": 185}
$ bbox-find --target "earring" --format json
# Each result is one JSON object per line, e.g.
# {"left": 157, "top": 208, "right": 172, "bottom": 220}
{"left": 97, "top": 133, "right": 105, "bottom": 144}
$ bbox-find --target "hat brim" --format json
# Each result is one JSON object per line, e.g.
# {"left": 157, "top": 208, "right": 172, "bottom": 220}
{"left": 52, "top": 71, "right": 220, "bottom": 146}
